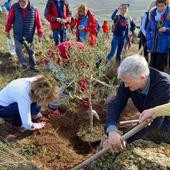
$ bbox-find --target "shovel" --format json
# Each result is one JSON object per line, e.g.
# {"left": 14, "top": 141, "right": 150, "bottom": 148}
{"left": 72, "top": 123, "right": 147, "bottom": 170}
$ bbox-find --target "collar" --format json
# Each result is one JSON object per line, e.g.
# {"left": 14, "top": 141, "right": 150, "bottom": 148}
{"left": 138, "top": 76, "right": 150, "bottom": 95}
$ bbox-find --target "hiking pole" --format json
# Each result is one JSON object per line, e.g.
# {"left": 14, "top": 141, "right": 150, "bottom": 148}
{"left": 71, "top": 123, "right": 147, "bottom": 170}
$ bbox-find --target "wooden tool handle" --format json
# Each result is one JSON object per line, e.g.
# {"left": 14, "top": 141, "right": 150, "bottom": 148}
{"left": 71, "top": 123, "right": 146, "bottom": 170}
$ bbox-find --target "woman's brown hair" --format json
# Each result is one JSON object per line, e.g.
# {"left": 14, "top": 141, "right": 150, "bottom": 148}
{"left": 30, "top": 75, "right": 58, "bottom": 104}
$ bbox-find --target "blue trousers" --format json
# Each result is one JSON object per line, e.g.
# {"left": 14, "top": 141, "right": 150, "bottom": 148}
{"left": 127, "top": 116, "right": 170, "bottom": 143}
{"left": 53, "top": 29, "right": 67, "bottom": 45}
{"left": 0, "top": 103, "right": 41, "bottom": 126}
{"left": 106, "top": 35, "right": 125, "bottom": 64}
{"left": 14, "top": 39, "right": 36, "bottom": 68}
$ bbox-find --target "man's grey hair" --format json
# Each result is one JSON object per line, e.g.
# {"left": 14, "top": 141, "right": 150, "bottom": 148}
{"left": 118, "top": 54, "right": 150, "bottom": 79}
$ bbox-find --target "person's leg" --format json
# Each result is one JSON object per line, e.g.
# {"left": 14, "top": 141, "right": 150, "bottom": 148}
{"left": 160, "top": 116, "right": 170, "bottom": 135}
{"left": 0, "top": 103, "right": 41, "bottom": 127}
{"left": 60, "top": 29, "right": 67, "bottom": 42}
{"left": 115, "top": 37, "right": 125, "bottom": 64}
{"left": 126, "top": 117, "right": 164, "bottom": 143}
{"left": 143, "top": 37, "right": 149, "bottom": 62}
{"left": 150, "top": 52, "right": 157, "bottom": 68}
{"left": 106, "top": 36, "right": 119, "bottom": 62}
{"left": 53, "top": 29, "right": 61, "bottom": 45}
{"left": 14, "top": 39, "right": 27, "bottom": 67}
{"left": 155, "top": 53, "right": 168, "bottom": 71}
{"left": 27, "top": 42, "right": 36, "bottom": 69}
{"left": 0, "top": 103, "right": 22, "bottom": 126}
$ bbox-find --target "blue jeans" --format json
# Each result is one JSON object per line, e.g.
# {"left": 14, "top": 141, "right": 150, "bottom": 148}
{"left": 106, "top": 35, "right": 125, "bottom": 64}
{"left": 0, "top": 103, "right": 41, "bottom": 126}
{"left": 14, "top": 39, "right": 36, "bottom": 68}
{"left": 53, "top": 29, "right": 67, "bottom": 45}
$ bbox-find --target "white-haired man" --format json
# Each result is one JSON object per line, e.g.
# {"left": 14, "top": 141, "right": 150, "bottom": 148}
{"left": 106, "top": 54, "right": 170, "bottom": 152}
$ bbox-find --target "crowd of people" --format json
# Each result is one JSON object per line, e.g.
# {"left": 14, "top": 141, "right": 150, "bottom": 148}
{"left": 0, "top": 0, "right": 169, "bottom": 155}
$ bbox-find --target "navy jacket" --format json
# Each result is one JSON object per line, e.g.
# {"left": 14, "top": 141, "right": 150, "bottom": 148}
{"left": 13, "top": 3, "right": 36, "bottom": 42}
{"left": 107, "top": 68, "right": 170, "bottom": 132}
{"left": 146, "top": 7, "right": 170, "bottom": 53}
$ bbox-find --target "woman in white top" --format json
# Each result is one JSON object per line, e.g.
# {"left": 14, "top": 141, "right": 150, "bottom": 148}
{"left": 0, "top": 75, "right": 58, "bottom": 132}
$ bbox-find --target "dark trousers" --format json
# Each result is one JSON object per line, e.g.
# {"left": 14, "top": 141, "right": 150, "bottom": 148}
{"left": 106, "top": 35, "right": 125, "bottom": 64}
{"left": 14, "top": 39, "right": 36, "bottom": 68}
{"left": 142, "top": 36, "right": 149, "bottom": 62}
{"left": 150, "top": 52, "right": 168, "bottom": 71}
{"left": 0, "top": 103, "right": 41, "bottom": 126}
{"left": 53, "top": 29, "right": 67, "bottom": 45}
{"left": 127, "top": 116, "right": 170, "bottom": 143}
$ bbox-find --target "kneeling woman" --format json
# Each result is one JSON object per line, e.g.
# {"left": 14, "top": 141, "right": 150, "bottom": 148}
{"left": 0, "top": 75, "right": 58, "bottom": 132}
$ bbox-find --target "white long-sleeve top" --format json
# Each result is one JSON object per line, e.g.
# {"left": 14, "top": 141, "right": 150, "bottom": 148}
{"left": 0, "top": 77, "right": 37, "bottom": 129}
{"left": 140, "top": 12, "right": 147, "bottom": 37}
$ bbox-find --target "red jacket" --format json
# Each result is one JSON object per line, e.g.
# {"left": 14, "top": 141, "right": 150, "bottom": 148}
{"left": 44, "top": 0, "right": 71, "bottom": 30}
{"left": 71, "top": 10, "right": 97, "bottom": 47}
{"left": 102, "top": 21, "right": 110, "bottom": 33}
{"left": 5, "top": 4, "right": 43, "bottom": 36}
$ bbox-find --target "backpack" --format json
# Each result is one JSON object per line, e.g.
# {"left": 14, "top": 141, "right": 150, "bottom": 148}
{"left": 112, "top": 15, "right": 120, "bottom": 33}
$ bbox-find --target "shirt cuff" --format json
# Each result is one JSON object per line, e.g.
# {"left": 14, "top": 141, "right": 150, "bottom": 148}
{"left": 106, "top": 125, "right": 118, "bottom": 133}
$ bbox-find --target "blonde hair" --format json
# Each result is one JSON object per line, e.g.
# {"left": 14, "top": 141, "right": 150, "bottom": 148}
{"left": 78, "top": 4, "right": 88, "bottom": 17}
{"left": 30, "top": 75, "right": 58, "bottom": 104}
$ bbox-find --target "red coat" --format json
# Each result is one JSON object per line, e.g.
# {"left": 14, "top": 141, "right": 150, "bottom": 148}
{"left": 44, "top": 1, "right": 71, "bottom": 30}
{"left": 71, "top": 10, "right": 97, "bottom": 47}
{"left": 102, "top": 21, "right": 110, "bottom": 33}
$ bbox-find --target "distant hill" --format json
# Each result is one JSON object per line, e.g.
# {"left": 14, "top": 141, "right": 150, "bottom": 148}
{"left": 1, "top": 0, "right": 170, "bottom": 24}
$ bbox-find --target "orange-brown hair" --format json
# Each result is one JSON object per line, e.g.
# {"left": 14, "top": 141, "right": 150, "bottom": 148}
{"left": 30, "top": 75, "right": 58, "bottom": 105}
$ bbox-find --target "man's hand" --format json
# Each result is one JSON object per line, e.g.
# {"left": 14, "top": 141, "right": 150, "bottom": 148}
{"left": 118, "top": 5, "right": 123, "bottom": 10}
{"left": 139, "top": 108, "right": 156, "bottom": 125}
{"left": 30, "top": 122, "right": 46, "bottom": 131}
{"left": 105, "top": 131, "right": 125, "bottom": 153}
{"left": 159, "top": 27, "right": 166, "bottom": 33}
{"left": 5, "top": 32, "right": 10, "bottom": 38}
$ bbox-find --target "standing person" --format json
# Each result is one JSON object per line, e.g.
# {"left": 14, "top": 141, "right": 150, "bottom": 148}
{"left": 0, "top": 75, "right": 58, "bottom": 132}
{"left": 105, "top": 55, "right": 170, "bottom": 151}
{"left": 102, "top": 20, "right": 110, "bottom": 39}
{"left": 5, "top": 0, "right": 43, "bottom": 71}
{"left": 71, "top": 4, "right": 97, "bottom": 47}
{"left": 139, "top": 1, "right": 156, "bottom": 61}
{"left": 44, "top": 0, "right": 71, "bottom": 45}
{"left": 146, "top": 0, "right": 170, "bottom": 71}
{"left": 106, "top": 4, "right": 134, "bottom": 64}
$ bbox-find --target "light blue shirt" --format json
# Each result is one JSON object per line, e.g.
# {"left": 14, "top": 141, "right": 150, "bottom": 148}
{"left": 138, "top": 76, "right": 150, "bottom": 95}
{"left": 78, "top": 17, "right": 88, "bottom": 42}
{"left": 140, "top": 12, "right": 148, "bottom": 37}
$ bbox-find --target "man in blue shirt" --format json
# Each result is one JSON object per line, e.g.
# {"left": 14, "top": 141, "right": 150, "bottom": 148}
{"left": 106, "top": 54, "right": 170, "bottom": 152}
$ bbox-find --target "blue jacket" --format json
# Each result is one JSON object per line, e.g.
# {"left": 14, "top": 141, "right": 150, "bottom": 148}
{"left": 13, "top": 3, "right": 36, "bottom": 42}
{"left": 107, "top": 68, "right": 170, "bottom": 134}
{"left": 146, "top": 7, "right": 170, "bottom": 53}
